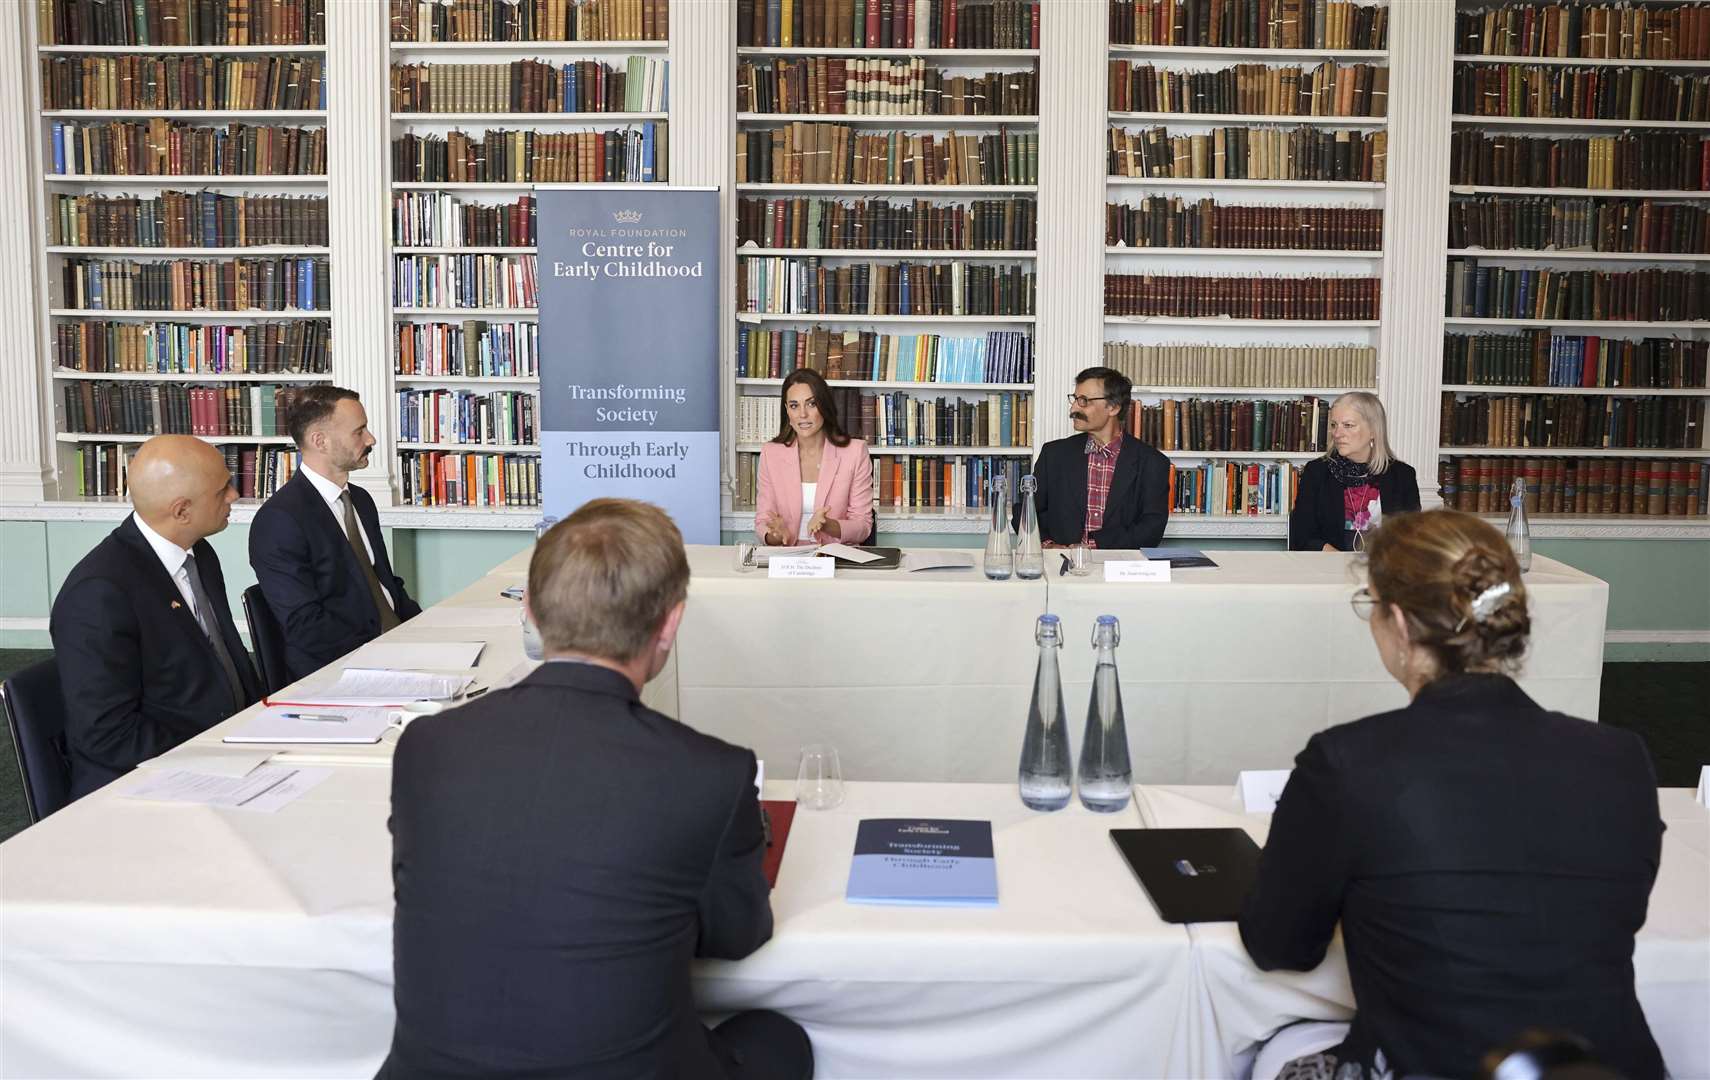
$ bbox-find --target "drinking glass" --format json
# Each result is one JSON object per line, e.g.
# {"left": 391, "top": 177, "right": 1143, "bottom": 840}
{"left": 1067, "top": 544, "right": 1091, "bottom": 576}
{"left": 733, "top": 541, "right": 758, "bottom": 573}
{"left": 796, "top": 743, "right": 845, "bottom": 810}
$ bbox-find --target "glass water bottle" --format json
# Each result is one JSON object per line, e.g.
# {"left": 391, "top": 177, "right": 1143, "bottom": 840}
{"left": 1078, "top": 615, "right": 1133, "bottom": 813}
{"left": 984, "top": 473, "right": 1013, "bottom": 580}
{"left": 1014, "top": 475, "right": 1044, "bottom": 580}
{"left": 1018, "top": 614, "right": 1072, "bottom": 811}
{"left": 1505, "top": 476, "right": 1532, "bottom": 572}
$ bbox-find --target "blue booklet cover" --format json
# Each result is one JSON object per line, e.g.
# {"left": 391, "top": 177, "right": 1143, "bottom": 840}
{"left": 845, "top": 819, "right": 998, "bottom": 907}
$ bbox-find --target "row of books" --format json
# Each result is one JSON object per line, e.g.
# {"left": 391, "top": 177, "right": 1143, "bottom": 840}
{"left": 1441, "top": 457, "right": 1707, "bottom": 517}
{"left": 1454, "top": 4, "right": 1710, "bottom": 63}
{"left": 50, "top": 192, "right": 328, "bottom": 249}
{"left": 737, "top": 454, "right": 1030, "bottom": 513}
{"left": 392, "top": 192, "right": 536, "bottom": 248}
{"left": 737, "top": 60, "right": 1038, "bottom": 117}
{"left": 1439, "top": 393, "right": 1705, "bottom": 451}
{"left": 1105, "top": 274, "right": 1381, "bottom": 320}
{"left": 737, "top": 389, "right": 1032, "bottom": 447}
{"left": 1108, "top": 62, "right": 1388, "bottom": 120}
{"left": 394, "top": 320, "right": 540, "bottom": 378}
{"left": 1452, "top": 64, "right": 1710, "bottom": 124}
{"left": 737, "top": 0, "right": 1039, "bottom": 50}
{"left": 1132, "top": 395, "right": 1331, "bottom": 453}
{"left": 737, "top": 125, "right": 1037, "bottom": 186}
{"left": 51, "top": 120, "right": 327, "bottom": 178}
{"left": 389, "top": 58, "right": 668, "bottom": 115}
{"left": 396, "top": 389, "right": 538, "bottom": 446}
{"left": 41, "top": 0, "right": 324, "bottom": 46}
{"left": 1448, "top": 195, "right": 1709, "bottom": 256}
{"left": 1448, "top": 131, "right": 1709, "bottom": 193}
{"left": 1102, "top": 341, "right": 1377, "bottom": 388}
{"left": 1107, "top": 126, "right": 1387, "bottom": 183}
{"left": 390, "top": 0, "right": 666, "bottom": 43}
{"left": 738, "top": 258, "right": 1035, "bottom": 317}
{"left": 1108, "top": 0, "right": 1387, "bottom": 51}
{"left": 736, "top": 325, "right": 1034, "bottom": 382}
{"left": 737, "top": 196, "right": 1036, "bottom": 252}
{"left": 1106, "top": 198, "right": 1383, "bottom": 251}
{"left": 63, "top": 381, "right": 296, "bottom": 437}
{"left": 61, "top": 256, "right": 329, "bottom": 313}
{"left": 55, "top": 320, "right": 331, "bottom": 374}
{"left": 392, "top": 253, "right": 538, "bottom": 310}
{"left": 1167, "top": 460, "right": 1300, "bottom": 518}
{"left": 39, "top": 55, "right": 325, "bottom": 112}
{"left": 1442, "top": 331, "right": 1708, "bottom": 390}
{"left": 73, "top": 443, "right": 300, "bottom": 501}
{"left": 1444, "top": 262, "right": 1710, "bottom": 323}
{"left": 400, "top": 450, "right": 541, "bottom": 508}
{"left": 391, "top": 126, "right": 667, "bottom": 184}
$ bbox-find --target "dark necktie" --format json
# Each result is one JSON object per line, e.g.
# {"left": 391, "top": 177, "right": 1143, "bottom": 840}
{"left": 340, "top": 490, "right": 401, "bottom": 633}
{"left": 182, "top": 551, "right": 245, "bottom": 711}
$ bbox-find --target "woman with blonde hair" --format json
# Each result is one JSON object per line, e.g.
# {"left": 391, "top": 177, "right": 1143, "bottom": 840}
{"left": 1241, "top": 509, "right": 1664, "bottom": 1080}
{"left": 1288, "top": 390, "right": 1420, "bottom": 551}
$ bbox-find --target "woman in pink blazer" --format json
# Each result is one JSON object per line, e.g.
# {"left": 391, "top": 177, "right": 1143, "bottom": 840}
{"left": 755, "top": 369, "right": 875, "bottom": 545}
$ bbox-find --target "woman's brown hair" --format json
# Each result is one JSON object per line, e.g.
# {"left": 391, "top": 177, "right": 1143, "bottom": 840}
{"left": 771, "top": 369, "right": 851, "bottom": 447}
{"left": 1363, "top": 508, "right": 1530, "bottom": 677}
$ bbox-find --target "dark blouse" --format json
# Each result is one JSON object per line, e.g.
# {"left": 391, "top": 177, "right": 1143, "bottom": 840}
{"left": 1287, "top": 456, "right": 1421, "bottom": 551}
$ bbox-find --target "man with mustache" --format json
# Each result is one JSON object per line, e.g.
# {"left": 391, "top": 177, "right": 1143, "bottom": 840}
{"left": 1026, "top": 366, "right": 1169, "bottom": 549}
{"left": 250, "top": 386, "right": 421, "bottom": 683}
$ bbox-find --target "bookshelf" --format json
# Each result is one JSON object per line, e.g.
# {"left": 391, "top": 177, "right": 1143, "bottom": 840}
{"left": 730, "top": 1, "right": 1044, "bottom": 528}
{"left": 30, "top": 0, "right": 333, "bottom": 503}
{"left": 1439, "top": 0, "right": 1710, "bottom": 528}
{"left": 385, "top": 0, "right": 671, "bottom": 511}
{"left": 1103, "top": 0, "right": 1391, "bottom": 523}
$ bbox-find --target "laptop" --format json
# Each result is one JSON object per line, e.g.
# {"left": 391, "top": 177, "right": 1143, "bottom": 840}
{"left": 1109, "top": 828, "right": 1262, "bottom": 923}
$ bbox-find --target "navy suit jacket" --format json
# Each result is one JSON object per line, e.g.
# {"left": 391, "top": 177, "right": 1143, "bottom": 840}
{"left": 380, "top": 662, "right": 771, "bottom": 1080}
{"left": 1027, "top": 431, "right": 1170, "bottom": 548}
{"left": 49, "top": 516, "right": 262, "bottom": 799}
{"left": 249, "top": 470, "right": 421, "bottom": 683}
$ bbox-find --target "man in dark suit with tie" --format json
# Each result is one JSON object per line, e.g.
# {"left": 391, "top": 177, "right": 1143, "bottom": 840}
{"left": 1028, "top": 366, "right": 1170, "bottom": 549}
{"left": 380, "top": 499, "right": 813, "bottom": 1080}
{"left": 249, "top": 385, "right": 421, "bottom": 683}
{"left": 49, "top": 435, "right": 262, "bottom": 799}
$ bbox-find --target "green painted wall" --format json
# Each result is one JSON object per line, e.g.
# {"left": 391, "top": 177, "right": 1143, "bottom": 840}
{"left": 3, "top": 519, "right": 1705, "bottom": 658}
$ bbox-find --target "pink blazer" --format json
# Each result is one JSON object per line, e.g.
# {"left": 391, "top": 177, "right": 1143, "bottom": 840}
{"left": 754, "top": 437, "right": 875, "bottom": 544}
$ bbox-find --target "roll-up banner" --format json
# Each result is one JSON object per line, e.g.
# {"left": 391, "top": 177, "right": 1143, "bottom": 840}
{"left": 536, "top": 186, "right": 720, "bottom": 543}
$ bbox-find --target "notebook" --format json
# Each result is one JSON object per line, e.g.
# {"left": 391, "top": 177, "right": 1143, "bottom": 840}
{"left": 1109, "top": 828, "right": 1261, "bottom": 923}
{"left": 222, "top": 707, "right": 395, "bottom": 745}
{"left": 1139, "top": 548, "right": 1220, "bottom": 569}
{"left": 846, "top": 818, "right": 997, "bottom": 906}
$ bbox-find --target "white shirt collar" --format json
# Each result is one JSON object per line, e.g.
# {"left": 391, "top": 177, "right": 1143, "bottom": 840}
{"left": 300, "top": 461, "right": 346, "bottom": 504}
{"left": 131, "top": 512, "right": 190, "bottom": 578}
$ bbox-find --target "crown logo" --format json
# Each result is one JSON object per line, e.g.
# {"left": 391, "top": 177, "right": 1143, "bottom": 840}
{"left": 613, "top": 209, "right": 643, "bottom": 224}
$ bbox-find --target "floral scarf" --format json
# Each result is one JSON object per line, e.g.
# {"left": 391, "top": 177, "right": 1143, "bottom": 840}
{"left": 1325, "top": 453, "right": 1381, "bottom": 551}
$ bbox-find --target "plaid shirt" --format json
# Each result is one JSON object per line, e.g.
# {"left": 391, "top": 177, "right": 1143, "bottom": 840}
{"left": 1082, "top": 431, "right": 1123, "bottom": 547}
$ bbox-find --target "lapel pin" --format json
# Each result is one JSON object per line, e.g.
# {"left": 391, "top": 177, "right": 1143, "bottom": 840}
{"left": 170, "top": 600, "right": 183, "bottom": 609}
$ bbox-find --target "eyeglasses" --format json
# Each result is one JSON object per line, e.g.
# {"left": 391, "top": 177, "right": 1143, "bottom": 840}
{"left": 1066, "top": 394, "right": 1112, "bottom": 408}
{"left": 1350, "top": 586, "right": 1378, "bottom": 621}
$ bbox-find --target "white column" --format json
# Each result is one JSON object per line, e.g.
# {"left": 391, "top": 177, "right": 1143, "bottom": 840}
{"left": 1378, "top": 0, "right": 1453, "bottom": 505}
{"left": 0, "top": 1, "right": 55, "bottom": 502}
{"left": 669, "top": 0, "right": 737, "bottom": 507}
{"left": 327, "top": 0, "right": 397, "bottom": 504}
{"left": 1034, "top": 0, "right": 1107, "bottom": 445}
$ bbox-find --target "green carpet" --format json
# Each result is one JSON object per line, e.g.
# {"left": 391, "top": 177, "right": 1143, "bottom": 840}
{"left": 0, "top": 650, "right": 1704, "bottom": 844}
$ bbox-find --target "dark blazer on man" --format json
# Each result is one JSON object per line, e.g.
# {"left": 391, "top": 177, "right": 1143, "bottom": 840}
{"left": 1287, "top": 456, "right": 1421, "bottom": 551}
{"left": 49, "top": 516, "right": 262, "bottom": 799}
{"left": 1240, "top": 674, "right": 1665, "bottom": 1080}
{"left": 1028, "top": 431, "right": 1170, "bottom": 548}
{"left": 380, "top": 661, "right": 776, "bottom": 1080}
{"left": 249, "top": 469, "right": 420, "bottom": 683}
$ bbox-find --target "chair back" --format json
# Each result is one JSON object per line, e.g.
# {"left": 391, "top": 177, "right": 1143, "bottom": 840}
{"left": 1, "top": 658, "right": 70, "bottom": 824}
{"left": 242, "top": 585, "right": 289, "bottom": 697}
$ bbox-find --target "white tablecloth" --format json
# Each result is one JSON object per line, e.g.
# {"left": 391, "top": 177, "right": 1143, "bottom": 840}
{"left": 1132, "top": 785, "right": 1710, "bottom": 1080}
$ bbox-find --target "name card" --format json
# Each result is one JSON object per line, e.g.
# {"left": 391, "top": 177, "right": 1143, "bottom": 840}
{"left": 1697, "top": 765, "right": 1709, "bottom": 809}
{"left": 769, "top": 556, "right": 835, "bottom": 579}
{"left": 1236, "top": 769, "right": 1293, "bottom": 814}
{"left": 1104, "top": 560, "right": 1171, "bottom": 583}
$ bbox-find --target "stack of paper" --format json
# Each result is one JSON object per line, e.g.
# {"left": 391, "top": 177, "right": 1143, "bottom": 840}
{"left": 223, "top": 707, "right": 395, "bottom": 745}
{"left": 271, "top": 668, "right": 474, "bottom": 707}
{"left": 121, "top": 765, "right": 331, "bottom": 814}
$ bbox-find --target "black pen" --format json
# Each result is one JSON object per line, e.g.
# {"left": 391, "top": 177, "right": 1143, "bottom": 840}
{"left": 465, "top": 686, "right": 489, "bottom": 700}
{"left": 1060, "top": 553, "right": 1072, "bottom": 577}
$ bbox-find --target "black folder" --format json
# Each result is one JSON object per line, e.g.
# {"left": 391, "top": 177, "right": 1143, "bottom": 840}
{"left": 1109, "top": 828, "right": 1262, "bottom": 923}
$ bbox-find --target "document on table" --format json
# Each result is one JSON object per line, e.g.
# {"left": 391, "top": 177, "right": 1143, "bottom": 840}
{"left": 223, "top": 707, "right": 395, "bottom": 744}
{"left": 900, "top": 551, "right": 975, "bottom": 572}
{"left": 272, "top": 667, "right": 474, "bottom": 707}
{"left": 344, "top": 641, "right": 485, "bottom": 670}
{"left": 120, "top": 764, "right": 332, "bottom": 813}
{"left": 138, "top": 747, "right": 277, "bottom": 778}
{"left": 817, "top": 542, "right": 883, "bottom": 564}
